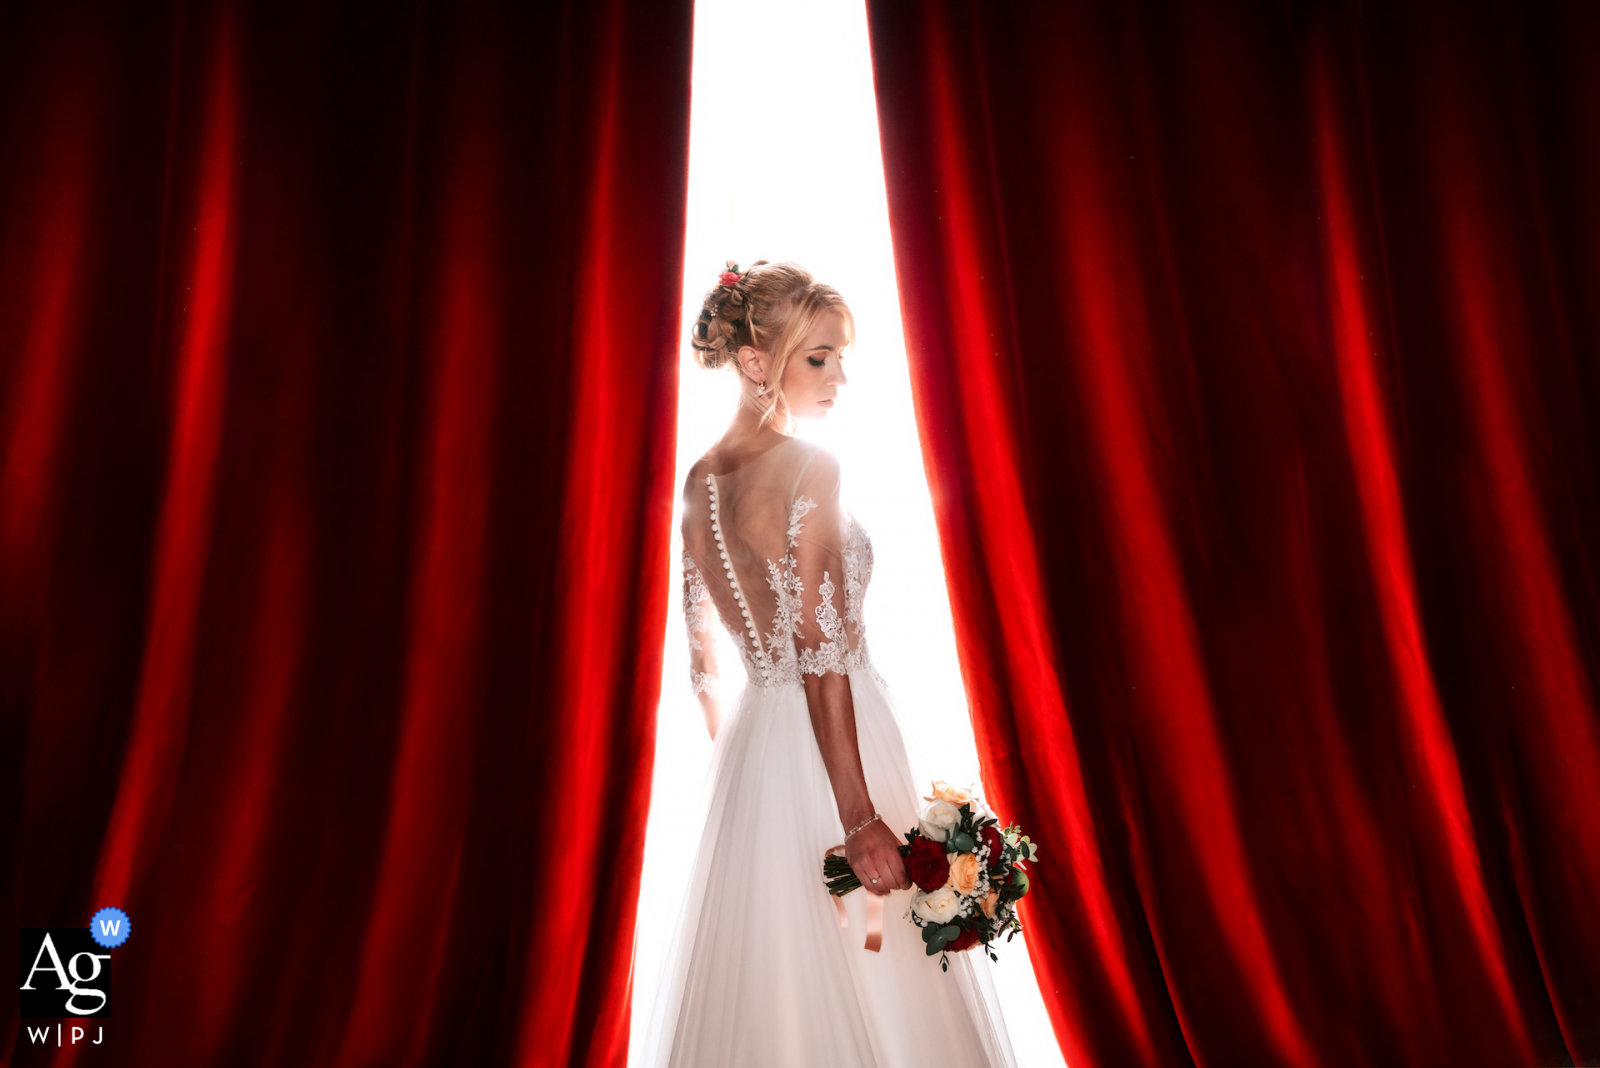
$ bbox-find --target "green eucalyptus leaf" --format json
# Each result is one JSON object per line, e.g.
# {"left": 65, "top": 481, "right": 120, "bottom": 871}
{"left": 999, "top": 867, "right": 1030, "bottom": 902}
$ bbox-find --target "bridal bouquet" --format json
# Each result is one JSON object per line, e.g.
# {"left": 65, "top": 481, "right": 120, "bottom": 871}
{"left": 823, "top": 782, "right": 1037, "bottom": 970}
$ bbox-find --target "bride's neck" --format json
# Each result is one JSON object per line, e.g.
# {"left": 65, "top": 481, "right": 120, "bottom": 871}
{"left": 720, "top": 395, "right": 793, "bottom": 453}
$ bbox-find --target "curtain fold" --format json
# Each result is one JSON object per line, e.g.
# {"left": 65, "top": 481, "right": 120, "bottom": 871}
{"left": 1, "top": 1, "right": 689, "bottom": 1064}
{"left": 866, "top": 2, "right": 1600, "bottom": 1066}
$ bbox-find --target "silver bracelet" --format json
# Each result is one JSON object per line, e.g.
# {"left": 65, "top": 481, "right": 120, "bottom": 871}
{"left": 844, "top": 812, "right": 882, "bottom": 840}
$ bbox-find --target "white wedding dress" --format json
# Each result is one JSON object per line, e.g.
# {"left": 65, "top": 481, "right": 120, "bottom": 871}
{"left": 641, "top": 436, "right": 1017, "bottom": 1068}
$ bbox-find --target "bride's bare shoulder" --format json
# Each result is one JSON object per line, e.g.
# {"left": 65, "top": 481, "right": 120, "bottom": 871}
{"left": 682, "top": 452, "right": 715, "bottom": 500}
{"left": 682, "top": 437, "right": 836, "bottom": 502}
{"left": 791, "top": 440, "right": 841, "bottom": 483}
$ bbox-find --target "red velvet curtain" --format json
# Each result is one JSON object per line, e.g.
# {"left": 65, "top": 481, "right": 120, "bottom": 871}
{"left": 868, "top": 2, "right": 1600, "bottom": 1066}
{"left": 2, "top": 2, "right": 688, "bottom": 1064}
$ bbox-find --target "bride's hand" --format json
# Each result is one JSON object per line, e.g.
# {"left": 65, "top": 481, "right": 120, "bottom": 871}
{"left": 846, "top": 818, "right": 909, "bottom": 896}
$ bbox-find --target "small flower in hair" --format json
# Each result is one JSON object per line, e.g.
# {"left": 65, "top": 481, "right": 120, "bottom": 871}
{"left": 718, "top": 261, "right": 742, "bottom": 288}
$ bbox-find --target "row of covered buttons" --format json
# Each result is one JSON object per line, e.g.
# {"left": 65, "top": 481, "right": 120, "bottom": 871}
{"left": 707, "top": 474, "right": 772, "bottom": 683}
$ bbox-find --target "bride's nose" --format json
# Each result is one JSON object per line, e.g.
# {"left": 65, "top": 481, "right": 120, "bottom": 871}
{"left": 827, "top": 359, "right": 848, "bottom": 386}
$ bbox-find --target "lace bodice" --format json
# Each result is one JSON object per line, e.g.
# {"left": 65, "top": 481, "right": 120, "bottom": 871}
{"left": 682, "top": 438, "right": 874, "bottom": 692}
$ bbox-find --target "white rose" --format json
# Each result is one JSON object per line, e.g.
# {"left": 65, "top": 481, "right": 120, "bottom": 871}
{"left": 970, "top": 796, "right": 994, "bottom": 822}
{"left": 912, "top": 886, "right": 962, "bottom": 925}
{"left": 918, "top": 800, "right": 960, "bottom": 842}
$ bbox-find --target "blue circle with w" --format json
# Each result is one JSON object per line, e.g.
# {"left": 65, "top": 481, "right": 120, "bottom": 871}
{"left": 89, "top": 907, "right": 131, "bottom": 948}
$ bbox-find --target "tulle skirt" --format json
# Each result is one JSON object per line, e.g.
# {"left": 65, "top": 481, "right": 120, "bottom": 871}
{"left": 640, "top": 665, "right": 1017, "bottom": 1068}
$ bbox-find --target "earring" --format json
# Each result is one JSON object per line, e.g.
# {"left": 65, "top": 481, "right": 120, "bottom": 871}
{"left": 756, "top": 381, "right": 768, "bottom": 396}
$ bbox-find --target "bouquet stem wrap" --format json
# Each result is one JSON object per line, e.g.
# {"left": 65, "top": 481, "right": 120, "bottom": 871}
{"left": 825, "top": 845, "right": 883, "bottom": 952}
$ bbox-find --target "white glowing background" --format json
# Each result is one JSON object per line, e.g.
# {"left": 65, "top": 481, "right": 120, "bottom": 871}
{"left": 630, "top": 2, "right": 1068, "bottom": 1065}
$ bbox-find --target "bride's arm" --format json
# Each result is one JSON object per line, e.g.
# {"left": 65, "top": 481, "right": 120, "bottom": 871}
{"left": 801, "top": 672, "right": 907, "bottom": 894}
{"left": 792, "top": 452, "right": 909, "bottom": 895}
{"left": 683, "top": 548, "right": 723, "bottom": 739}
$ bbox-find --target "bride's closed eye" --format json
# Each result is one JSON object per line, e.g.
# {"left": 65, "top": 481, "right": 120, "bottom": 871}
{"left": 808, "top": 355, "right": 827, "bottom": 367}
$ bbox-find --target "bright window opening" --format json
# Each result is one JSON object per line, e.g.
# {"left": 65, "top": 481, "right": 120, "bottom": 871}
{"left": 631, "top": 2, "right": 1067, "bottom": 1064}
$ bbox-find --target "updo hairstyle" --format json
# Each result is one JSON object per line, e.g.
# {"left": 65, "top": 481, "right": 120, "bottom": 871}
{"left": 691, "top": 260, "right": 854, "bottom": 428}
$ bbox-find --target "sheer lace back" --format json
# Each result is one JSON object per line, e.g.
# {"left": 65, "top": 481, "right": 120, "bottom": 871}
{"left": 682, "top": 438, "right": 873, "bottom": 691}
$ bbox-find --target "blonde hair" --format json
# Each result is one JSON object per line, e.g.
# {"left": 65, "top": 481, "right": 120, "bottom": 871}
{"left": 691, "top": 260, "right": 854, "bottom": 429}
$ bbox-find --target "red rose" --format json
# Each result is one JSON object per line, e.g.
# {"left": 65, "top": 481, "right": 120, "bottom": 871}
{"left": 718, "top": 270, "right": 740, "bottom": 287}
{"left": 905, "top": 834, "right": 950, "bottom": 892}
{"left": 979, "top": 825, "right": 1005, "bottom": 868}
{"left": 948, "top": 928, "right": 981, "bottom": 953}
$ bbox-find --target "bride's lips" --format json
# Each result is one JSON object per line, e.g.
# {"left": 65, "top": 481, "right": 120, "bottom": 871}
{"left": 819, "top": 398, "right": 836, "bottom": 406}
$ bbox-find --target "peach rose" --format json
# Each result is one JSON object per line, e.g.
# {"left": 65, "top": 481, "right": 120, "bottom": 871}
{"left": 948, "top": 852, "right": 981, "bottom": 895}
{"left": 980, "top": 890, "right": 1000, "bottom": 919}
{"left": 926, "top": 780, "right": 973, "bottom": 807}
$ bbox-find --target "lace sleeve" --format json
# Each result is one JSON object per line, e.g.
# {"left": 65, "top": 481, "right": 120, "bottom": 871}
{"left": 789, "top": 450, "right": 851, "bottom": 678}
{"left": 683, "top": 549, "right": 719, "bottom": 695}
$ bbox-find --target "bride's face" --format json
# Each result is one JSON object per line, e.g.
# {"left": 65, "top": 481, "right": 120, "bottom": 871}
{"left": 781, "top": 309, "right": 850, "bottom": 420}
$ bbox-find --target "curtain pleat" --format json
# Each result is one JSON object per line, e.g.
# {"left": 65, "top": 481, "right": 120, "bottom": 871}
{"left": 1, "top": 2, "right": 690, "bottom": 1064}
{"left": 867, "top": 2, "right": 1600, "bottom": 1065}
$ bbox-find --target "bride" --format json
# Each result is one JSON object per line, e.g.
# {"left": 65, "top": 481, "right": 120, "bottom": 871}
{"left": 641, "top": 261, "right": 1016, "bottom": 1067}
